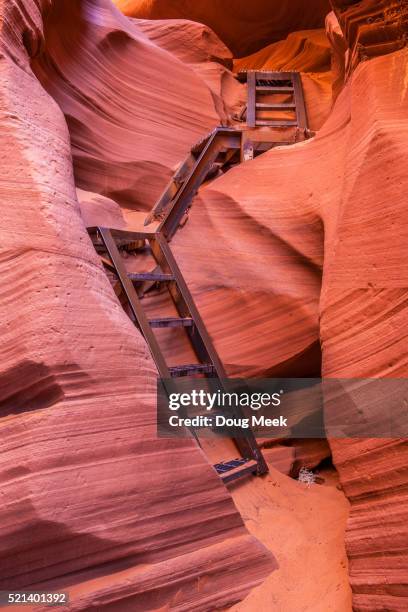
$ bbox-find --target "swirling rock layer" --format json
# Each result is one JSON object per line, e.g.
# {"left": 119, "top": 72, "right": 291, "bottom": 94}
{"left": 31, "top": 0, "right": 222, "bottom": 214}
{"left": 114, "top": 0, "right": 331, "bottom": 57}
{"left": 172, "top": 47, "right": 408, "bottom": 610}
{"left": 331, "top": 0, "right": 408, "bottom": 73}
{"left": 0, "top": 0, "right": 275, "bottom": 608}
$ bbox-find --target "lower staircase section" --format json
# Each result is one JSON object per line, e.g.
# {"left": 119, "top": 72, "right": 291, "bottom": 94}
{"left": 88, "top": 226, "right": 268, "bottom": 483}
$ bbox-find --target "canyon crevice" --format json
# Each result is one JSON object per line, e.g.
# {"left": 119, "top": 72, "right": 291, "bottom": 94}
{"left": 0, "top": 0, "right": 407, "bottom": 610}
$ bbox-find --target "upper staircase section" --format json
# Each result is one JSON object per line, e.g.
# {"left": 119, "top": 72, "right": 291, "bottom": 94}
{"left": 144, "top": 71, "right": 310, "bottom": 241}
{"left": 237, "top": 70, "right": 308, "bottom": 131}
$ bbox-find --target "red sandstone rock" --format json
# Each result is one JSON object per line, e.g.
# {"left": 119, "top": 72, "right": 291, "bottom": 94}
{"left": 318, "top": 49, "right": 408, "bottom": 610}
{"left": 262, "top": 446, "right": 296, "bottom": 475}
{"left": 0, "top": 0, "right": 275, "bottom": 608}
{"left": 285, "top": 439, "right": 331, "bottom": 473}
{"left": 1, "top": 0, "right": 408, "bottom": 610}
{"left": 135, "top": 18, "right": 246, "bottom": 124}
{"left": 171, "top": 140, "right": 324, "bottom": 378}
{"left": 234, "top": 29, "right": 332, "bottom": 73}
{"left": 331, "top": 0, "right": 408, "bottom": 74}
{"left": 114, "top": 0, "right": 331, "bottom": 57}
{"left": 31, "top": 0, "right": 223, "bottom": 214}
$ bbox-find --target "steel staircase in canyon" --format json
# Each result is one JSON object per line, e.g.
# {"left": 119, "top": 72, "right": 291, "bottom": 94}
{"left": 144, "top": 127, "right": 242, "bottom": 239}
{"left": 88, "top": 71, "right": 309, "bottom": 485}
{"left": 238, "top": 70, "right": 308, "bottom": 130}
{"left": 144, "top": 72, "right": 309, "bottom": 238}
{"left": 88, "top": 226, "right": 268, "bottom": 484}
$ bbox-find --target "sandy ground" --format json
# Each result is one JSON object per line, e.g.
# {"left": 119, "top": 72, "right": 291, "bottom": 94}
{"left": 227, "top": 466, "right": 352, "bottom": 612}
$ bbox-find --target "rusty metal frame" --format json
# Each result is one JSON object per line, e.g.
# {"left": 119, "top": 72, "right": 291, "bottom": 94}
{"left": 246, "top": 71, "right": 257, "bottom": 127}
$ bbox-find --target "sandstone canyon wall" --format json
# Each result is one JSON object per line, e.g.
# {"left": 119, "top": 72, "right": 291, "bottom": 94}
{"left": 0, "top": 1, "right": 275, "bottom": 609}
{"left": 0, "top": 0, "right": 408, "bottom": 610}
{"left": 114, "top": 0, "right": 332, "bottom": 57}
{"left": 30, "top": 0, "right": 224, "bottom": 216}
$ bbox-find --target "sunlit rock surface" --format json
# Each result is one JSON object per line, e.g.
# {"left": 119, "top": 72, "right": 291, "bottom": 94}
{"left": 115, "top": 0, "right": 331, "bottom": 57}
{"left": 331, "top": 0, "right": 408, "bottom": 74}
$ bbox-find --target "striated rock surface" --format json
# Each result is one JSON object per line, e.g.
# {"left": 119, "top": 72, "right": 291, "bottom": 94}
{"left": 331, "top": 0, "right": 408, "bottom": 74}
{"left": 0, "top": 0, "right": 276, "bottom": 608}
{"left": 135, "top": 17, "right": 246, "bottom": 123}
{"left": 319, "top": 48, "right": 408, "bottom": 611}
{"left": 325, "top": 10, "right": 348, "bottom": 99}
{"left": 234, "top": 28, "right": 334, "bottom": 132}
{"left": 234, "top": 29, "right": 332, "bottom": 73}
{"left": 31, "top": 0, "right": 223, "bottom": 214}
{"left": 115, "top": 0, "right": 332, "bottom": 57}
{"left": 170, "top": 44, "right": 408, "bottom": 609}
{"left": 171, "top": 138, "right": 324, "bottom": 378}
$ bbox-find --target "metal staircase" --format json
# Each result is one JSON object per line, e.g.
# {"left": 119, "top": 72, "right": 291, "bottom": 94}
{"left": 144, "top": 72, "right": 309, "bottom": 240}
{"left": 87, "top": 72, "right": 310, "bottom": 485}
{"left": 238, "top": 70, "right": 309, "bottom": 132}
{"left": 144, "top": 127, "right": 242, "bottom": 240}
{"left": 88, "top": 226, "right": 268, "bottom": 484}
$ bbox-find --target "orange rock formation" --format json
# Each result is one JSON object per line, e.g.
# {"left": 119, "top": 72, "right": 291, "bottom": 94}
{"left": 1, "top": 0, "right": 408, "bottom": 610}
{"left": 115, "top": 0, "right": 332, "bottom": 56}
{"left": 0, "top": 0, "right": 274, "bottom": 608}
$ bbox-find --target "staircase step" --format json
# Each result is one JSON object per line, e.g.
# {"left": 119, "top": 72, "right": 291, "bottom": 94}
{"left": 214, "top": 459, "right": 259, "bottom": 484}
{"left": 149, "top": 317, "right": 194, "bottom": 328}
{"left": 169, "top": 363, "right": 215, "bottom": 377}
{"left": 256, "top": 86, "right": 294, "bottom": 93}
{"left": 255, "top": 119, "right": 298, "bottom": 126}
{"left": 129, "top": 272, "right": 174, "bottom": 282}
{"left": 256, "top": 102, "right": 296, "bottom": 109}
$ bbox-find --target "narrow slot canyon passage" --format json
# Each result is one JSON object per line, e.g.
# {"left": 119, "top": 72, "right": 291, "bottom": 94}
{"left": 1, "top": 1, "right": 407, "bottom": 610}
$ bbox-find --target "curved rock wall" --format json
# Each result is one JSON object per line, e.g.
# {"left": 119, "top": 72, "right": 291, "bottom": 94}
{"left": 331, "top": 0, "right": 408, "bottom": 74}
{"left": 172, "top": 45, "right": 408, "bottom": 610}
{"left": 114, "top": 0, "right": 331, "bottom": 57}
{"left": 320, "top": 48, "right": 408, "bottom": 610}
{"left": 0, "top": 0, "right": 275, "bottom": 608}
{"left": 134, "top": 18, "right": 247, "bottom": 124}
{"left": 30, "top": 0, "right": 222, "bottom": 214}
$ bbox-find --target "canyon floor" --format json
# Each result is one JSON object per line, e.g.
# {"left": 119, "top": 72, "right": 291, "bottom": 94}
{"left": 230, "top": 467, "right": 351, "bottom": 612}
